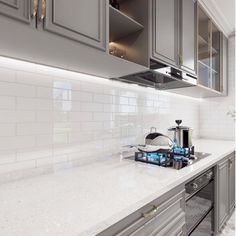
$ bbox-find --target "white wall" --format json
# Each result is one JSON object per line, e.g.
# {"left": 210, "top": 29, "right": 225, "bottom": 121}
{"left": 200, "top": 34, "right": 235, "bottom": 140}
{"left": 0, "top": 57, "right": 200, "bottom": 181}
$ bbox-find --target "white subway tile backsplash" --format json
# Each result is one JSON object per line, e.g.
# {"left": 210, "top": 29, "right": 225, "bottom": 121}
{"left": 94, "top": 112, "right": 113, "bottom": 121}
{"left": 81, "top": 102, "right": 103, "bottom": 112}
{"left": 93, "top": 94, "right": 113, "bottom": 104}
{"left": 36, "top": 98, "right": 54, "bottom": 110}
{"left": 16, "top": 110, "right": 36, "bottom": 122}
{"left": 68, "top": 112, "right": 93, "bottom": 122}
{"left": 0, "top": 82, "right": 36, "bottom": 97}
{"left": 36, "top": 87, "right": 53, "bottom": 99}
{"left": 71, "top": 91, "right": 93, "bottom": 102}
{"left": 16, "top": 71, "right": 53, "bottom": 87}
{"left": 0, "top": 136, "right": 35, "bottom": 150}
{"left": 113, "top": 96, "right": 129, "bottom": 105}
{"left": 0, "top": 124, "right": 15, "bottom": 137}
{"left": 36, "top": 111, "right": 68, "bottom": 122}
{"left": 81, "top": 121, "right": 104, "bottom": 131}
{"left": 36, "top": 134, "right": 53, "bottom": 147}
{"left": 0, "top": 37, "right": 234, "bottom": 178}
{"left": 0, "top": 96, "right": 16, "bottom": 109}
{"left": 16, "top": 97, "right": 36, "bottom": 110}
{"left": 0, "top": 67, "right": 16, "bottom": 82}
{"left": 53, "top": 133, "right": 68, "bottom": 145}
{"left": 17, "top": 147, "right": 53, "bottom": 161}
{"left": 17, "top": 123, "right": 53, "bottom": 135}
{"left": 0, "top": 150, "right": 16, "bottom": 164}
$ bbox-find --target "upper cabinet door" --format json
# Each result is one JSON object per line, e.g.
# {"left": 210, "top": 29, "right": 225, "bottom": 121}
{"left": 152, "top": 0, "right": 178, "bottom": 66}
{"left": 180, "top": 0, "right": 197, "bottom": 75}
{"left": 43, "top": 0, "right": 107, "bottom": 50}
{"left": 0, "top": 0, "right": 32, "bottom": 24}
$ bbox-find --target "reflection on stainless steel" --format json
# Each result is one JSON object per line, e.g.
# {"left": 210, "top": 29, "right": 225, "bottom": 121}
{"left": 191, "top": 152, "right": 211, "bottom": 161}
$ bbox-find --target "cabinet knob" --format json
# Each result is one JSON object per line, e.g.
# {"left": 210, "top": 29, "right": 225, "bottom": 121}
{"left": 142, "top": 206, "right": 159, "bottom": 218}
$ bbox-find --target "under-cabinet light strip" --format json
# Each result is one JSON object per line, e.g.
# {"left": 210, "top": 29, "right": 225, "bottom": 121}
{"left": 0, "top": 56, "right": 202, "bottom": 102}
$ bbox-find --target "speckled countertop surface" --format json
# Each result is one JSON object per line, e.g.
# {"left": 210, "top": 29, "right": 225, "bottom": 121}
{"left": 0, "top": 139, "right": 235, "bottom": 236}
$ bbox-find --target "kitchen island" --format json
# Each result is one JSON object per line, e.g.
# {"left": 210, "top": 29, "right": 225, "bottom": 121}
{"left": 0, "top": 139, "right": 235, "bottom": 236}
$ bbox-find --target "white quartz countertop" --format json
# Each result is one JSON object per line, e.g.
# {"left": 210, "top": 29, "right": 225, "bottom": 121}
{"left": 0, "top": 139, "right": 235, "bottom": 236}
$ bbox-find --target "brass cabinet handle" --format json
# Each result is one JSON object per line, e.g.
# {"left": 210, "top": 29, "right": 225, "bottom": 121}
{"left": 40, "top": 0, "right": 46, "bottom": 21}
{"left": 142, "top": 206, "right": 158, "bottom": 218}
{"left": 32, "top": 0, "right": 39, "bottom": 18}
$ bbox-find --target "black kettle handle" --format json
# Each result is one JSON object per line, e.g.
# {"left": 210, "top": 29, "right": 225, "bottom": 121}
{"left": 175, "top": 120, "right": 182, "bottom": 126}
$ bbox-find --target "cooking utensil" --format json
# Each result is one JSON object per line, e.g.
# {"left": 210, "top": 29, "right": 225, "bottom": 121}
{"left": 168, "top": 120, "right": 193, "bottom": 148}
{"left": 137, "top": 127, "right": 173, "bottom": 153}
{"left": 123, "top": 128, "right": 174, "bottom": 153}
{"left": 145, "top": 127, "right": 173, "bottom": 146}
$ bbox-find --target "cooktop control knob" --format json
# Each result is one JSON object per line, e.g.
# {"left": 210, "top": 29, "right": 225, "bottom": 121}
{"left": 206, "top": 172, "right": 213, "bottom": 179}
{"left": 192, "top": 183, "right": 198, "bottom": 190}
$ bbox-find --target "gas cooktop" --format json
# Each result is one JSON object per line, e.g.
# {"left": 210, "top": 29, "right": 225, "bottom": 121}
{"left": 124, "top": 147, "right": 211, "bottom": 170}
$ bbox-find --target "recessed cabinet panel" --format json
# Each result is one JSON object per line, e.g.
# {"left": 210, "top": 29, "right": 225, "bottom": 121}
{"left": 0, "top": 0, "right": 31, "bottom": 23}
{"left": 181, "top": 0, "right": 196, "bottom": 75}
{"left": 218, "top": 159, "right": 229, "bottom": 230}
{"left": 44, "top": 0, "right": 107, "bottom": 50}
{"left": 152, "top": 0, "right": 178, "bottom": 66}
{"left": 229, "top": 155, "right": 235, "bottom": 214}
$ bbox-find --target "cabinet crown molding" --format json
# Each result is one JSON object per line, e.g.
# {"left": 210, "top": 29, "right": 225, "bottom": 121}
{"left": 198, "top": 0, "right": 235, "bottom": 37}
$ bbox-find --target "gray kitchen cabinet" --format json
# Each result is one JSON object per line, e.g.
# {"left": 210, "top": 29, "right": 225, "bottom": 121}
{"left": 42, "top": 0, "right": 107, "bottom": 50}
{"left": 180, "top": 0, "right": 197, "bottom": 75}
{"left": 197, "top": 3, "right": 228, "bottom": 94}
{"left": 152, "top": 0, "right": 179, "bottom": 66}
{"left": 0, "top": 0, "right": 33, "bottom": 24}
{"left": 0, "top": 0, "right": 147, "bottom": 79}
{"left": 217, "top": 158, "right": 229, "bottom": 230}
{"left": 151, "top": 0, "right": 197, "bottom": 74}
{"left": 97, "top": 186, "right": 185, "bottom": 236}
{"left": 0, "top": 0, "right": 107, "bottom": 50}
{"left": 228, "top": 153, "right": 235, "bottom": 215}
{"left": 216, "top": 152, "right": 235, "bottom": 233}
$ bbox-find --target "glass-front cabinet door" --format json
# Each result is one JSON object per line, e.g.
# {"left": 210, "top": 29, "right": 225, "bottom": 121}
{"left": 211, "top": 22, "right": 221, "bottom": 91}
{"left": 198, "top": 7, "right": 210, "bottom": 88}
{"left": 197, "top": 5, "right": 223, "bottom": 93}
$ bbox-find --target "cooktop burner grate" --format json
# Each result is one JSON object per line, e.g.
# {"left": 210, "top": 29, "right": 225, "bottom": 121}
{"left": 124, "top": 145, "right": 212, "bottom": 169}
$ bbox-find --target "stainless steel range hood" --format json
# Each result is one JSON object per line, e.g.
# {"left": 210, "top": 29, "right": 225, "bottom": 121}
{"left": 113, "top": 60, "right": 197, "bottom": 90}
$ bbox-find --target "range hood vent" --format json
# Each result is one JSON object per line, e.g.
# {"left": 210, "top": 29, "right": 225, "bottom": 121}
{"left": 113, "top": 60, "right": 197, "bottom": 90}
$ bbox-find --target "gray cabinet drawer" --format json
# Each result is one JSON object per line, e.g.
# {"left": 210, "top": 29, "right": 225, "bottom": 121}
{"left": 131, "top": 210, "right": 185, "bottom": 236}
{"left": 98, "top": 186, "right": 185, "bottom": 236}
